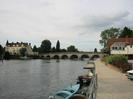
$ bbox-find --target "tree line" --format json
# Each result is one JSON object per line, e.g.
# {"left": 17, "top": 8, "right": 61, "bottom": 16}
{"left": 99, "top": 26, "right": 133, "bottom": 52}
{"left": 0, "top": 40, "right": 79, "bottom": 59}
{"left": 33, "top": 40, "right": 78, "bottom": 53}
{"left": 0, "top": 45, "right": 4, "bottom": 60}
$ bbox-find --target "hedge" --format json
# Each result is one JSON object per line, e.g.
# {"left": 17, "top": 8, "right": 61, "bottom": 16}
{"left": 104, "top": 55, "right": 132, "bottom": 73}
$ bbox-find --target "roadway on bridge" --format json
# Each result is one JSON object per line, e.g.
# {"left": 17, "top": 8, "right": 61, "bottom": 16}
{"left": 95, "top": 60, "right": 133, "bottom": 99}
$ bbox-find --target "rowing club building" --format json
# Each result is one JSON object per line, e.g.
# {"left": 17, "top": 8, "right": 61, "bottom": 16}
{"left": 107, "top": 37, "right": 133, "bottom": 59}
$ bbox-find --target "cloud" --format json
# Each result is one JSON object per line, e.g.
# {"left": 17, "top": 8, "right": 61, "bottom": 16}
{"left": 75, "top": 11, "right": 130, "bottom": 32}
{"left": 0, "top": 0, "right": 133, "bottom": 51}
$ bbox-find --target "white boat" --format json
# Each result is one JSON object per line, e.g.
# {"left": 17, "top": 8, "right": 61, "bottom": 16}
{"left": 127, "top": 70, "right": 133, "bottom": 80}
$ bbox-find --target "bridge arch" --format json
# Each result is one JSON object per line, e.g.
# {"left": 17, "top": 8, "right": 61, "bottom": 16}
{"left": 91, "top": 55, "right": 100, "bottom": 60}
{"left": 80, "top": 54, "right": 89, "bottom": 59}
{"left": 46, "top": 55, "right": 50, "bottom": 59}
{"left": 70, "top": 55, "right": 78, "bottom": 59}
{"left": 41, "top": 55, "right": 44, "bottom": 58}
{"left": 61, "top": 55, "right": 68, "bottom": 59}
{"left": 52, "top": 55, "right": 60, "bottom": 59}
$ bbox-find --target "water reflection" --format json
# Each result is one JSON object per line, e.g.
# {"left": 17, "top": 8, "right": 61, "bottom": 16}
{"left": 0, "top": 59, "right": 88, "bottom": 99}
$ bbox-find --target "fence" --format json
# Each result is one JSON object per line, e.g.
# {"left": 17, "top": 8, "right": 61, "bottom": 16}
{"left": 85, "top": 74, "right": 98, "bottom": 99}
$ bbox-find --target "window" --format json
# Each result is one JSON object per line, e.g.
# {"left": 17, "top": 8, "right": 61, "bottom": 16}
{"left": 115, "top": 47, "right": 117, "bottom": 50}
{"left": 112, "top": 47, "right": 118, "bottom": 50}
{"left": 112, "top": 47, "right": 114, "bottom": 50}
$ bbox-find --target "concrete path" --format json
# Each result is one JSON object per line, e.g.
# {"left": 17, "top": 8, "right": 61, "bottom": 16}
{"left": 95, "top": 61, "right": 133, "bottom": 99}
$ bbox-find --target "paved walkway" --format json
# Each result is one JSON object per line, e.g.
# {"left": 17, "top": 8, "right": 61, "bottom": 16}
{"left": 95, "top": 61, "right": 133, "bottom": 99}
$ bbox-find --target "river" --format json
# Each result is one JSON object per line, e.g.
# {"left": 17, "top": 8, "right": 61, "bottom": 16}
{"left": 0, "top": 59, "right": 88, "bottom": 99}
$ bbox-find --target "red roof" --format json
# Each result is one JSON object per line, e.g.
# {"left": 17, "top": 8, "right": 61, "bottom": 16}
{"left": 107, "top": 38, "right": 133, "bottom": 48}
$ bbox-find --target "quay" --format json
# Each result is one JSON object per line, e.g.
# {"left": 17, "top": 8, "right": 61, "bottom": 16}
{"left": 95, "top": 60, "right": 133, "bottom": 99}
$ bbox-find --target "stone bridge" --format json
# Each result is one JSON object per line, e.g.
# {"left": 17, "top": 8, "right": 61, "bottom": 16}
{"left": 40, "top": 52, "right": 105, "bottom": 59}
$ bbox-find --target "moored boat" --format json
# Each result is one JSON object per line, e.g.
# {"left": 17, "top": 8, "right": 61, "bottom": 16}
{"left": 69, "top": 94, "right": 85, "bottom": 99}
{"left": 49, "top": 84, "right": 80, "bottom": 99}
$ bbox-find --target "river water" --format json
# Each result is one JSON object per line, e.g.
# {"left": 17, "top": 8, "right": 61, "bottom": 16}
{"left": 0, "top": 59, "right": 88, "bottom": 99}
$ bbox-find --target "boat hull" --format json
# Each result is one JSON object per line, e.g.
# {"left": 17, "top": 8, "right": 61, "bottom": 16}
{"left": 55, "top": 84, "right": 80, "bottom": 99}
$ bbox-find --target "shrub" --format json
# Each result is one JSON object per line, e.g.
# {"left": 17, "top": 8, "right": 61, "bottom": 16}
{"left": 105, "top": 55, "right": 132, "bottom": 73}
{"left": 101, "top": 55, "right": 108, "bottom": 62}
{"left": 107, "top": 55, "right": 128, "bottom": 65}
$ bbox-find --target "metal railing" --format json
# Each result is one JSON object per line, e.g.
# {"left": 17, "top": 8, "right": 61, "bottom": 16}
{"left": 85, "top": 74, "right": 98, "bottom": 99}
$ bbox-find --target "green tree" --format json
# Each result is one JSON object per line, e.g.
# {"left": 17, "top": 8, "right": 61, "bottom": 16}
{"left": 33, "top": 45, "right": 38, "bottom": 52}
{"left": 51, "top": 47, "right": 56, "bottom": 52}
{"left": 19, "top": 48, "right": 27, "bottom": 56}
{"left": 6, "top": 40, "right": 9, "bottom": 45}
{"left": 0, "top": 45, "right": 4, "bottom": 58}
{"left": 94, "top": 48, "right": 97, "bottom": 53}
{"left": 40, "top": 39, "right": 51, "bottom": 53}
{"left": 4, "top": 51, "right": 10, "bottom": 60}
{"left": 56, "top": 40, "right": 60, "bottom": 52}
{"left": 119, "top": 27, "right": 133, "bottom": 37}
{"left": 99, "top": 27, "right": 120, "bottom": 48}
{"left": 67, "top": 45, "right": 78, "bottom": 52}
{"left": 61, "top": 49, "right": 67, "bottom": 52}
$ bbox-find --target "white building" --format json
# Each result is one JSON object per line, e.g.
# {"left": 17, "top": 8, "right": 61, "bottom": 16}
{"left": 5, "top": 41, "right": 33, "bottom": 56}
{"left": 107, "top": 38, "right": 133, "bottom": 55}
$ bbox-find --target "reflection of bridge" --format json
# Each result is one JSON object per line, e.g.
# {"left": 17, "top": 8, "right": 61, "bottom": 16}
{"left": 40, "top": 52, "right": 104, "bottom": 59}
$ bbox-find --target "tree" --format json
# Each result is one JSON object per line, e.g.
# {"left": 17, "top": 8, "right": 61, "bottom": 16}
{"left": 99, "top": 27, "right": 120, "bottom": 48}
{"left": 40, "top": 39, "right": 51, "bottom": 53}
{"left": 4, "top": 51, "right": 10, "bottom": 60}
{"left": 119, "top": 27, "right": 133, "bottom": 37}
{"left": 51, "top": 47, "right": 56, "bottom": 52}
{"left": 33, "top": 45, "right": 38, "bottom": 52}
{"left": 67, "top": 45, "right": 78, "bottom": 52}
{"left": 61, "top": 49, "right": 67, "bottom": 52}
{"left": 19, "top": 48, "right": 27, "bottom": 56}
{"left": 94, "top": 48, "right": 97, "bottom": 53}
{"left": 6, "top": 40, "right": 9, "bottom": 45}
{"left": 0, "top": 45, "right": 4, "bottom": 59}
{"left": 56, "top": 40, "right": 60, "bottom": 52}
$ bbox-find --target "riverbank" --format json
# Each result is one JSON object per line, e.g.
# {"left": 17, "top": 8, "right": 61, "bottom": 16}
{"left": 96, "top": 60, "right": 133, "bottom": 99}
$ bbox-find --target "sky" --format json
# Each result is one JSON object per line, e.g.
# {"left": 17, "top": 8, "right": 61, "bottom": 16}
{"left": 0, "top": 0, "right": 133, "bottom": 51}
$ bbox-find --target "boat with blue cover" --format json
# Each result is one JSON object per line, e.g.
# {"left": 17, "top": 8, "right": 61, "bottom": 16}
{"left": 49, "top": 84, "right": 80, "bottom": 99}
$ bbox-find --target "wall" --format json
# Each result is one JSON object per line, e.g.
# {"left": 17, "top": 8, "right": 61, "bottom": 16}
{"left": 111, "top": 45, "right": 133, "bottom": 55}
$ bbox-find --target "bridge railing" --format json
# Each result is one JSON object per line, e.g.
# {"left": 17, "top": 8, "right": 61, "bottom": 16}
{"left": 41, "top": 52, "right": 103, "bottom": 54}
{"left": 85, "top": 74, "right": 98, "bottom": 99}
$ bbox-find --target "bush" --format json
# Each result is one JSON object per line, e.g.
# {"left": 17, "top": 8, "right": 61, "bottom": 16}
{"left": 105, "top": 55, "right": 132, "bottom": 73}
{"left": 4, "top": 51, "right": 11, "bottom": 60}
{"left": 107, "top": 55, "right": 128, "bottom": 65}
{"left": 101, "top": 55, "right": 108, "bottom": 62}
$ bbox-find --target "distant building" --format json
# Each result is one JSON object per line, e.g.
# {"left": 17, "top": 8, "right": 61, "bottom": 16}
{"left": 107, "top": 37, "right": 133, "bottom": 56}
{"left": 5, "top": 41, "right": 33, "bottom": 56}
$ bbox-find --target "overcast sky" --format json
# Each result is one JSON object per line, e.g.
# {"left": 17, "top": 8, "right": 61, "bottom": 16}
{"left": 0, "top": 0, "right": 133, "bottom": 51}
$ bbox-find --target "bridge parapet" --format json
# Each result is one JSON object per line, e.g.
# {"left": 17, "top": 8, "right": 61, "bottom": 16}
{"left": 39, "top": 52, "right": 105, "bottom": 59}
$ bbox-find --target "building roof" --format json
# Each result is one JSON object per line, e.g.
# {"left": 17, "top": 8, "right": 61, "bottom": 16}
{"left": 107, "top": 37, "right": 133, "bottom": 48}
{"left": 6, "top": 41, "right": 30, "bottom": 47}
